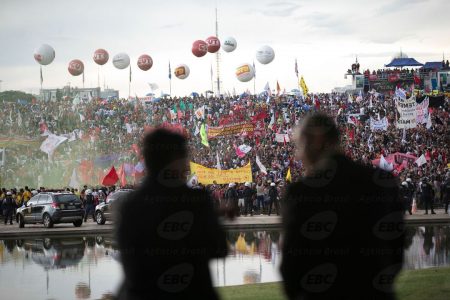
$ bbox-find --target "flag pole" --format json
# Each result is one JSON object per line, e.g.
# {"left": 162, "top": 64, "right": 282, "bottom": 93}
{"left": 169, "top": 61, "right": 172, "bottom": 96}
{"left": 40, "top": 65, "right": 43, "bottom": 92}
{"left": 253, "top": 61, "right": 256, "bottom": 96}
{"left": 128, "top": 65, "right": 131, "bottom": 99}
{"left": 97, "top": 65, "right": 100, "bottom": 88}
{"left": 211, "top": 63, "right": 214, "bottom": 94}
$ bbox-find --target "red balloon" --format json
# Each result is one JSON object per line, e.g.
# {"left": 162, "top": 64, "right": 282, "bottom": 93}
{"left": 93, "top": 49, "right": 109, "bottom": 65}
{"left": 192, "top": 40, "right": 208, "bottom": 57}
{"left": 205, "top": 36, "right": 221, "bottom": 53}
{"left": 137, "top": 54, "right": 153, "bottom": 71}
{"left": 68, "top": 59, "right": 84, "bottom": 76}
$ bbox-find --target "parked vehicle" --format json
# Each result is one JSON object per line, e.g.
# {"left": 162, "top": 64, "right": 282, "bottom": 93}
{"left": 17, "top": 237, "right": 85, "bottom": 269}
{"left": 16, "top": 192, "right": 84, "bottom": 228}
{"left": 95, "top": 189, "right": 133, "bottom": 225}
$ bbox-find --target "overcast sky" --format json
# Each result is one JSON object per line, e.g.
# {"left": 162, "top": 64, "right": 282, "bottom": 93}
{"left": 0, "top": 0, "right": 449, "bottom": 97}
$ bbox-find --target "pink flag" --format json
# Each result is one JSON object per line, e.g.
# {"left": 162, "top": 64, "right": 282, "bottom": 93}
{"left": 235, "top": 145, "right": 246, "bottom": 158}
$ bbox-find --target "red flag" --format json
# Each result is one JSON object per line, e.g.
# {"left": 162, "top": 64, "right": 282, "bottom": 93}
{"left": 251, "top": 111, "right": 269, "bottom": 122}
{"left": 101, "top": 166, "right": 119, "bottom": 186}
{"left": 117, "top": 164, "right": 127, "bottom": 187}
{"left": 348, "top": 128, "right": 355, "bottom": 141}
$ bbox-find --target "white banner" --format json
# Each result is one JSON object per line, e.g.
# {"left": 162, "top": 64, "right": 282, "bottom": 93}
{"left": 275, "top": 133, "right": 290, "bottom": 143}
{"left": 415, "top": 154, "right": 427, "bottom": 167}
{"left": 416, "top": 97, "right": 429, "bottom": 124}
{"left": 370, "top": 117, "right": 389, "bottom": 131}
{"left": 40, "top": 134, "right": 68, "bottom": 156}
{"left": 396, "top": 96, "right": 417, "bottom": 129}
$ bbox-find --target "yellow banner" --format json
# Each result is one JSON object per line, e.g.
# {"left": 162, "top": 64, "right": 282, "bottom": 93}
{"left": 190, "top": 162, "right": 253, "bottom": 184}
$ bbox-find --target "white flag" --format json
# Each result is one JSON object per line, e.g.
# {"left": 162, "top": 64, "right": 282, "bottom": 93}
{"left": 186, "top": 173, "right": 198, "bottom": 188}
{"left": 268, "top": 113, "right": 275, "bottom": 129}
{"left": 256, "top": 155, "right": 267, "bottom": 175}
{"left": 0, "top": 148, "right": 5, "bottom": 166}
{"left": 68, "top": 168, "right": 80, "bottom": 189}
{"left": 367, "top": 134, "right": 374, "bottom": 152}
{"left": 195, "top": 106, "right": 205, "bottom": 119}
{"left": 415, "top": 154, "right": 427, "bottom": 167}
{"left": 379, "top": 155, "right": 394, "bottom": 171}
{"left": 216, "top": 151, "right": 222, "bottom": 170}
{"left": 194, "top": 124, "right": 200, "bottom": 136}
{"left": 348, "top": 93, "right": 353, "bottom": 103}
{"left": 426, "top": 113, "right": 432, "bottom": 129}
{"left": 238, "top": 144, "right": 252, "bottom": 154}
{"left": 40, "top": 134, "right": 68, "bottom": 156}
{"left": 126, "top": 123, "right": 133, "bottom": 134}
{"left": 264, "top": 82, "right": 271, "bottom": 95}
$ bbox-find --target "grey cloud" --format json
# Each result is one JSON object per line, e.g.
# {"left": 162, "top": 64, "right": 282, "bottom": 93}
{"left": 299, "top": 12, "right": 352, "bottom": 34}
{"left": 376, "top": 0, "right": 429, "bottom": 15}
{"left": 256, "top": 1, "right": 302, "bottom": 17}
{"left": 361, "top": 32, "right": 415, "bottom": 44}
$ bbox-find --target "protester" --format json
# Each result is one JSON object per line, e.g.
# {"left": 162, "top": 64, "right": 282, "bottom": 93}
{"left": 115, "top": 128, "right": 228, "bottom": 300}
{"left": 2, "top": 192, "right": 15, "bottom": 225}
{"left": 280, "top": 112, "right": 404, "bottom": 300}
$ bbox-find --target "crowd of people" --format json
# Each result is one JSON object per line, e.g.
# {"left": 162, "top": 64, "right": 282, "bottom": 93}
{"left": 0, "top": 88, "right": 449, "bottom": 217}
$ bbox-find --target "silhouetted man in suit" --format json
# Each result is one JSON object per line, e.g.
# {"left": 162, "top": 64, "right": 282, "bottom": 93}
{"left": 116, "top": 129, "right": 228, "bottom": 300}
{"left": 280, "top": 113, "right": 404, "bottom": 300}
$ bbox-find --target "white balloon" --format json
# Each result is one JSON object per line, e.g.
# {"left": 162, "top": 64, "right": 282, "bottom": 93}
{"left": 255, "top": 45, "right": 275, "bottom": 65}
{"left": 222, "top": 37, "right": 237, "bottom": 52}
{"left": 34, "top": 44, "right": 55, "bottom": 65}
{"left": 112, "top": 53, "right": 130, "bottom": 69}
{"left": 236, "top": 63, "right": 255, "bottom": 82}
{"left": 174, "top": 64, "right": 190, "bottom": 79}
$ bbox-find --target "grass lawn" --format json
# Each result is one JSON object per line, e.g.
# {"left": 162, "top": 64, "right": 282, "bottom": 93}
{"left": 218, "top": 267, "right": 450, "bottom": 300}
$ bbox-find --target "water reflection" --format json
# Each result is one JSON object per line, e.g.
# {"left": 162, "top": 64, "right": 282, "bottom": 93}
{"left": 0, "top": 226, "right": 450, "bottom": 299}
{"left": 403, "top": 226, "right": 450, "bottom": 269}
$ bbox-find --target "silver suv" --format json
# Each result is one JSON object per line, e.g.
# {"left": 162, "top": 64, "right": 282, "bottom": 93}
{"left": 16, "top": 192, "right": 84, "bottom": 228}
{"left": 95, "top": 189, "right": 133, "bottom": 225}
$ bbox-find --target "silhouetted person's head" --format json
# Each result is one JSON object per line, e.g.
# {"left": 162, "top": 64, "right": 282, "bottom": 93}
{"left": 142, "top": 129, "right": 189, "bottom": 182}
{"left": 294, "top": 112, "right": 340, "bottom": 172}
